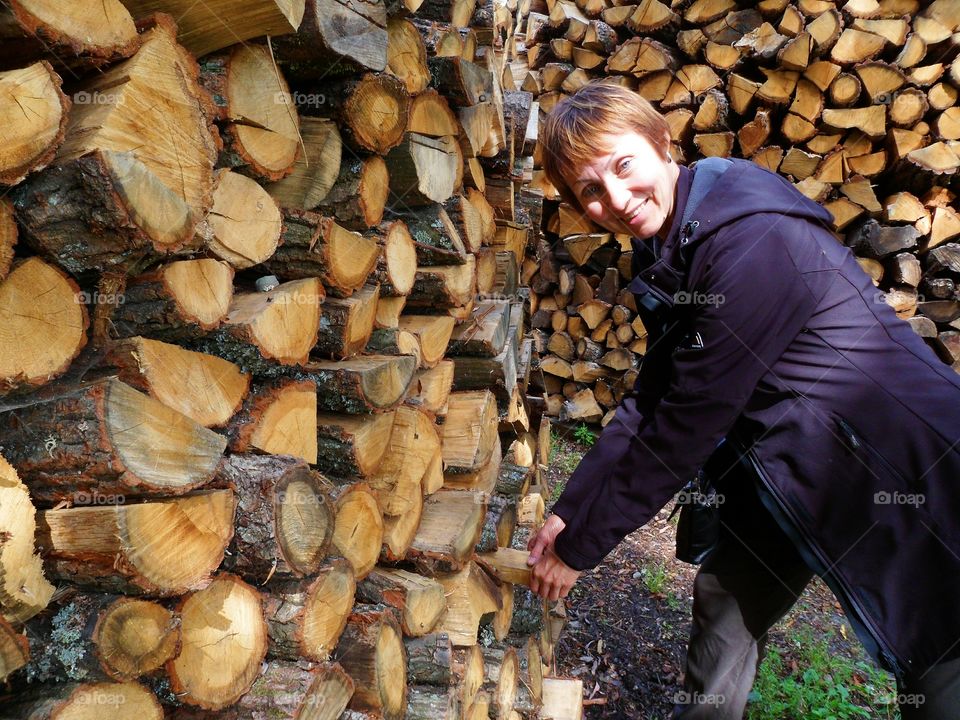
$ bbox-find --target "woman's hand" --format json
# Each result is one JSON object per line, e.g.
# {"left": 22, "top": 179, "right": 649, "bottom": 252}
{"left": 527, "top": 515, "right": 581, "bottom": 601}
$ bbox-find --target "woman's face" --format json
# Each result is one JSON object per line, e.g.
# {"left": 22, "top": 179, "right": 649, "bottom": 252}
{"left": 564, "top": 130, "right": 679, "bottom": 240}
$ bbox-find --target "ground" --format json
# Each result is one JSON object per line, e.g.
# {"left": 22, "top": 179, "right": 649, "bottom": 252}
{"left": 544, "top": 431, "right": 902, "bottom": 720}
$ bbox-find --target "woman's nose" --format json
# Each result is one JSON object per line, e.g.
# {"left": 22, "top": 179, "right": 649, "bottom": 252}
{"left": 604, "top": 179, "right": 631, "bottom": 213}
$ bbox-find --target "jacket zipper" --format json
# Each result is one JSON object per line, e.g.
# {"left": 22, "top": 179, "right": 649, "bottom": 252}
{"left": 736, "top": 441, "right": 907, "bottom": 678}
{"left": 836, "top": 418, "right": 911, "bottom": 490}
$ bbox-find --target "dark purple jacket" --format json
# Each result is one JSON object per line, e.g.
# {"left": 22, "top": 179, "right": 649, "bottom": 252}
{"left": 551, "top": 158, "right": 960, "bottom": 678}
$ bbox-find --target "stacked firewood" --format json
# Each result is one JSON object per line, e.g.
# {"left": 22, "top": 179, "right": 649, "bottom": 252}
{"left": 0, "top": 0, "right": 585, "bottom": 717}
{"left": 515, "top": 0, "right": 960, "bottom": 426}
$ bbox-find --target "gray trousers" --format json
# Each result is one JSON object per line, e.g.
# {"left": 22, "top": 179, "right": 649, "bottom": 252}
{"left": 673, "top": 481, "right": 960, "bottom": 719}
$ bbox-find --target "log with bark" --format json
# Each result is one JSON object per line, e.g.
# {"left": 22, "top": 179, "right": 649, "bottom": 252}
{"left": 311, "top": 155, "right": 389, "bottom": 231}
{"left": 330, "top": 483, "right": 384, "bottom": 579}
{"left": 266, "top": 117, "right": 343, "bottom": 212}
{"left": 357, "top": 567, "right": 447, "bottom": 637}
{"left": 337, "top": 604, "right": 407, "bottom": 720}
{"left": 315, "top": 411, "right": 395, "bottom": 478}
{"left": 409, "top": 489, "right": 488, "bottom": 567}
{"left": 224, "top": 378, "right": 317, "bottom": 462}
{"left": 0, "top": 680, "right": 164, "bottom": 720}
{"left": 367, "top": 405, "right": 441, "bottom": 515}
{"left": 13, "top": 16, "right": 218, "bottom": 274}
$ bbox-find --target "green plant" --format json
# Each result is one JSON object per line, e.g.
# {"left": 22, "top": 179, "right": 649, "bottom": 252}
{"left": 746, "top": 630, "right": 898, "bottom": 720}
{"left": 573, "top": 423, "right": 597, "bottom": 447}
{"left": 639, "top": 561, "right": 669, "bottom": 595}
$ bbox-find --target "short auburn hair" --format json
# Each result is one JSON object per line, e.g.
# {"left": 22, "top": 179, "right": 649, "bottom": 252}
{"left": 541, "top": 81, "right": 672, "bottom": 210}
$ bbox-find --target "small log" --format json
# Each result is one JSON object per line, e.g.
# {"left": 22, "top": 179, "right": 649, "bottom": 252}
{"left": 540, "top": 678, "right": 583, "bottom": 720}
{"left": 370, "top": 220, "right": 418, "bottom": 297}
{"left": 331, "top": 483, "right": 384, "bottom": 579}
{"left": 477, "top": 548, "right": 532, "bottom": 587}
{"left": 216, "top": 454, "right": 333, "bottom": 582}
{"left": 474, "top": 493, "right": 516, "bottom": 553}
{"left": 434, "top": 562, "right": 501, "bottom": 646}
{"left": 197, "top": 170, "right": 282, "bottom": 269}
{"left": 481, "top": 645, "right": 519, "bottom": 718}
{"left": 409, "top": 489, "right": 488, "bottom": 567}
{"left": 168, "top": 573, "right": 269, "bottom": 711}
{"left": 381, "top": 481, "right": 425, "bottom": 561}
{"left": 0, "top": 257, "right": 88, "bottom": 395}
{"left": 388, "top": 17, "right": 431, "bottom": 94}
{"left": 406, "top": 360, "right": 455, "bottom": 415}
{"left": 0, "top": 378, "right": 226, "bottom": 504}
{"left": 357, "top": 567, "right": 447, "bottom": 637}
{"left": 0, "top": 616, "right": 28, "bottom": 681}
{"left": 293, "top": 355, "right": 417, "bottom": 414}
{"left": 264, "top": 209, "right": 380, "bottom": 296}
{"left": 315, "top": 411, "right": 395, "bottom": 478}
{"left": 315, "top": 284, "right": 381, "bottom": 360}
{"left": 13, "top": 19, "right": 218, "bottom": 274}
{"left": 273, "top": 0, "right": 387, "bottom": 75}
{"left": 106, "top": 336, "right": 250, "bottom": 428}
{"left": 37, "top": 489, "right": 236, "bottom": 595}
{"left": 193, "top": 278, "right": 323, "bottom": 371}
{"left": 0, "top": 61, "right": 69, "bottom": 185}
{"left": 397, "top": 315, "right": 457, "bottom": 368}
{"left": 225, "top": 379, "right": 317, "bottom": 463}
{"left": 112, "top": 259, "right": 234, "bottom": 343}
{"left": 338, "top": 605, "right": 408, "bottom": 720}
{"left": 0, "top": 454, "right": 53, "bottom": 624}
{"left": 448, "top": 301, "right": 511, "bottom": 356}
{"left": 390, "top": 205, "right": 469, "bottom": 265}
{"left": 442, "top": 390, "right": 499, "bottom": 472}
{"left": 386, "top": 133, "right": 463, "bottom": 207}
{"left": 266, "top": 118, "right": 344, "bottom": 213}
{"left": 262, "top": 559, "right": 355, "bottom": 662}
{"left": 368, "top": 406, "right": 441, "bottom": 516}
{"left": 310, "top": 155, "right": 389, "bottom": 231}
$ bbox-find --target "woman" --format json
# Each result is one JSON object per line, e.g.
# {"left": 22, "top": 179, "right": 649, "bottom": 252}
{"left": 526, "top": 81, "right": 960, "bottom": 719}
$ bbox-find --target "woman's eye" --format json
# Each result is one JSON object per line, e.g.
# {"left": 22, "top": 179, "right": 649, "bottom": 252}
{"left": 582, "top": 184, "right": 599, "bottom": 197}
{"left": 618, "top": 158, "right": 632, "bottom": 173}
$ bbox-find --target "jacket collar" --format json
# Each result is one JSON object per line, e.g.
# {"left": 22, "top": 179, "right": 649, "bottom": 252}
{"left": 631, "top": 163, "right": 693, "bottom": 266}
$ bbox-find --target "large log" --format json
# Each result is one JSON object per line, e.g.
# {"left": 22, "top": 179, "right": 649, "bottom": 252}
{"left": 406, "top": 255, "right": 478, "bottom": 308}
{"left": 442, "top": 389, "right": 499, "bottom": 473}
{"left": 433, "top": 562, "right": 501, "bottom": 646}
{"left": 292, "top": 355, "right": 417, "bottom": 414}
{"left": 216, "top": 454, "right": 334, "bottom": 583}
{"left": 13, "top": 16, "right": 218, "bottom": 274}
{"left": 330, "top": 483, "right": 384, "bottom": 579}
{"left": 0, "top": 378, "right": 226, "bottom": 504}
{"left": 369, "top": 220, "right": 418, "bottom": 297}
{"left": 389, "top": 205, "right": 469, "bottom": 265}
{"left": 167, "top": 573, "right": 269, "bottom": 711}
{"left": 367, "top": 406, "right": 442, "bottom": 516}
{"left": 197, "top": 170, "right": 283, "bottom": 268}
{"left": 36, "top": 489, "right": 236, "bottom": 595}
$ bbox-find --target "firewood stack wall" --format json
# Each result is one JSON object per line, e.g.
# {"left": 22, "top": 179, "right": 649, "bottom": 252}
{"left": 0, "top": 0, "right": 585, "bottom": 717}
{"left": 515, "top": 0, "right": 960, "bottom": 427}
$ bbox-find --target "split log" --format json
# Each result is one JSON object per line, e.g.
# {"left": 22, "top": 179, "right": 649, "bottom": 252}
{"left": 0, "top": 453, "right": 53, "bottom": 624}
{"left": 397, "top": 315, "right": 457, "bottom": 368}
{"left": 0, "top": 1, "right": 138, "bottom": 68}
{"left": 473, "top": 493, "right": 517, "bottom": 553}
{"left": 448, "top": 301, "right": 510, "bottom": 356}
{"left": 106, "top": 336, "right": 250, "bottom": 428}
{"left": 357, "top": 567, "right": 447, "bottom": 637}
{"left": 381, "top": 481, "right": 424, "bottom": 561}
{"left": 407, "top": 256, "right": 478, "bottom": 308}
{"left": 331, "top": 483, "right": 384, "bottom": 579}
{"left": 23, "top": 591, "right": 178, "bottom": 683}
{"left": 367, "top": 406, "right": 442, "bottom": 515}
{"left": 405, "top": 632, "right": 453, "bottom": 685}
{"left": 0, "top": 257, "right": 88, "bottom": 395}
{"left": 434, "top": 562, "right": 501, "bottom": 646}
{"left": 409, "top": 489, "right": 488, "bottom": 567}
{"left": 0, "top": 61, "right": 69, "bottom": 185}
{"left": 338, "top": 605, "right": 407, "bottom": 720}
{"left": 168, "top": 573, "right": 269, "bottom": 711}
{"left": 0, "top": 378, "right": 226, "bottom": 504}
{"left": 13, "top": 17, "right": 218, "bottom": 274}
{"left": 388, "top": 17, "right": 431, "bottom": 94}
{"left": 197, "top": 170, "right": 282, "bottom": 269}
{"left": 264, "top": 209, "right": 380, "bottom": 295}
{"left": 311, "top": 155, "right": 389, "bottom": 231}
{"left": 193, "top": 277, "right": 323, "bottom": 372}
{"left": 120, "top": 1, "right": 304, "bottom": 56}
{"left": 0, "top": 681, "right": 163, "bottom": 720}
{"left": 477, "top": 547, "right": 532, "bottom": 587}
{"left": 216, "top": 454, "right": 334, "bottom": 582}
{"left": 225, "top": 379, "right": 317, "bottom": 463}
{"left": 369, "top": 220, "right": 418, "bottom": 296}
{"left": 273, "top": 0, "right": 387, "bottom": 76}
{"left": 540, "top": 678, "right": 583, "bottom": 720}
{"left": 262, "top": 559, "right": 356, "bottom": 662}
{"left": 442, "top": 390, "right": 499, "bottom": 472}
{"left": 36, "top": 489, "right": 236, "bottom": 595}
{"left": 482, "top": 645, "right": 519, "bottom": 718}
{"left": 376, "top": 296, "right": 407, "bottom": 329}
{"left": 0, "top": 199, "right": 14, "bottom": 281}
{"left": 266, "top": 117, "right": 343, "bottom": 212}
{"left": 111, "top": 259, "right": 234, "bottom": 343}
{"left": 386, "top": 133, "right": 463, "bottom": 207}
{"left": 169, "top": 661, "right": 355, "bottom": 720}
{"left": 315, "top": 284, "right": 381, "bottom": 360}
{"left": 406, "top": 360, "right": 455, "bottom": 415}
{"left": 315, "top": 411, "right": 395, "bottom": 478}
{"left": 0, "top": 616, "right": 28, "bottom": 681}
{"left": 406, "top": 686, "right": 462, "bottom": 719}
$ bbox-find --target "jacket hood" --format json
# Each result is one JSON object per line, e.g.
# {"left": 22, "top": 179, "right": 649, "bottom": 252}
{"left": 664, "top": 158, "right": 835, "bottom": 257}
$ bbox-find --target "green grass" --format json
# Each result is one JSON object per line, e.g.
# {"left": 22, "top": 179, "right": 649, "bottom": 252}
{"left": 639, "top": 560, "right": 669, "bottom": 595}
{"left": 747, "top": 629, "right": 899, "bottom": 720}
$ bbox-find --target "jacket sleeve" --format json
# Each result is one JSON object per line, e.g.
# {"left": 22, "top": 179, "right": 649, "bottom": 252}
{"left": 553, "top": 217, "right": 824, "bottom": 570}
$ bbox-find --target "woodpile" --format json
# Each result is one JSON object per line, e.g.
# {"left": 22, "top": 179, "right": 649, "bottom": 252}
{"left": 519, "top": 0, "right": 960, "bottom": 428}
{"left": 0, "top": 0, "right": 580, "bottom": 718}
